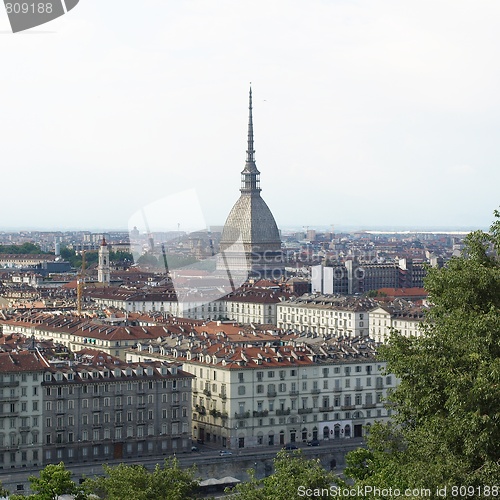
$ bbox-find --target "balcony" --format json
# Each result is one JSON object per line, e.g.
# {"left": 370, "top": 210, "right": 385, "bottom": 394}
{"left": 253, "top": 410, "right": 268, "bottom": 418}
{"left": 375, "top": 383, "right": 384, "bottom": 390}
{"left": 341, "top": 405, "right": 355, "bottom": 411}
{"left": 0, "top": 381, "right": 19, "bottom": 388}
{"left": 195, "top": 405, "right": 206, "bottom": 416}
{"left": 234, "top": 411, "right": 251, "bottom": 419}
{"left": 362, "top": 403, "right": 376, "bottom": 409}
{"left": 267, "top": 390, "right": 277, "bottom": 397}
{"left": 19, "top": 426, "right": 30, "bottom": 432}
{"left": 218, "top": 393, "right": 227, "bottom": 400}
{"left": 289, "top": 390, "right": 299, "bottom": 396}
{"left": 203, "top": 389, "right": 212, "bottom": 397}
{"left": 310, "top": 388, "right": 320, "bottom": 395}
{"left": 333, "top": 387, "right": 342, "bottom": 393}
{"left": 276, "top": 409, "right": 290, "bottom": 416}
{"left": 0, "top": 396, "right": 17, "bottom": 401}
{"left": 354, "top": 386, "right": 364, "bottom": 391}
{"left": 298, "top": 408, "right": 313, "bottom": 415}
{"left": 319, "top": 406, "right": 333, "bottom": 412}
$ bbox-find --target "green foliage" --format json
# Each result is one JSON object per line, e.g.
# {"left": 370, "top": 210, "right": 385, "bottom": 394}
{"left": 228, "top": 450, "right": 336, "bottom": 499}
{"left": 109, "top": 250, "right": 134, "bottom": 262}
{"left": 0, "top": 480, "right": 10, "bottom": 497}
{"left": 84, "top": 458, "right": 198, "bottom": 500}
{"left": 9, "top": 462, "right": 87, "bottom": 500}
{"left": 137, "top": 253, "right": 159, "bottom": 268}
{"left": 344, "top": 210, "right": 500, "bottom": 496}
{"left": 0, "top": 243, "right": 46, "bottom": 254}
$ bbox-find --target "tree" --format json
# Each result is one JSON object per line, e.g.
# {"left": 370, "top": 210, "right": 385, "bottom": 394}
{"left": 84, "top": 458, "right": 198, "bottom": 500}
{"left": 0, "top": 243, "right": 45, "bottom": 254}
{"left": 136, "top": 253, "right": 159, "bottom": 268}
{"left": 344, "top": 210, "right": 500, "bottom": 494}
{"left": 0, "top": 480, "right": 10, "bottom": 498}
{"left": 228, "top": 450, "right": 336, "bottom": 499}
{"left": 9, "top": 462, "right": 88, "bottom": 500}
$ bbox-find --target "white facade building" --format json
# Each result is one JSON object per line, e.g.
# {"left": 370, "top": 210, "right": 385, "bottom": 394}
{"left": 369, "top": 305, "right": 425, "bottom": 343}
{"left": 277, "top": 294, "right": 376, "bottom": 337}
{"left": 128, "top": 338, "right": 395, "bottom": 450}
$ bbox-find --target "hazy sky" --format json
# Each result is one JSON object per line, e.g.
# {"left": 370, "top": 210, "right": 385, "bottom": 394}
{"left": 1, "top": 0, "right": 499, "bottom": 232}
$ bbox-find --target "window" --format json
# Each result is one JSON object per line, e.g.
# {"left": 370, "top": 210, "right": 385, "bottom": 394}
{"left": 238, "top": 373, "right": 244, "bottom": 383}
{"left": 256, "top": 384, "right": 264, "bottom": 394}
{"left": 268, "top": 371, "right": 275, "bottom": 378}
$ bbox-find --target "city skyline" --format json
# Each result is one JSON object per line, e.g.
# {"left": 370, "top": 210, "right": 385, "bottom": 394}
{"left": 1, "top": 1, "right": 499, "bottom": 231}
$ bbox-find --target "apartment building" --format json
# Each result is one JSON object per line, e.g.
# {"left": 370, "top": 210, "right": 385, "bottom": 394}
{"left": 277, "top": 294, "right": 376, "bottom": 337}
{"left": 128, "top": 337, "right": 395, "bottom": 450}
{"left": 0, "top": 351, "right": 47, "bottom": 470}
{"left": 369, "top": 303, "right": 425, "bottom": 343}
{"left": 42, "top": 352, "right": 193, "bottom": 465}
{"left": 0, "top": 346, "right": 193, "bottom": 470}
{"left": 86, "top": 284, "right": 289, "bottom": 326}
{"left": 312, "top": 259, "right": 427, "bottom": 295}
{"left": 182, "top": 288, "right": 286, "bottom": 324}
{"left": 1, "top": 314, "right": 170, "bottom": 360}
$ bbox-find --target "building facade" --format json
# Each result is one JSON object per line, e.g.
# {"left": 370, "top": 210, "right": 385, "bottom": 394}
{"left": 0, "top": 348, "right": 193, "bottom": 470}
{"left": 369, "top": 304, "right": 425, "bottom": 343}
{"left": 277, "top": 294, "right": 376, "bottom": 337}
{"left": 128, "top": 338, "right": 395, "bottom": 450}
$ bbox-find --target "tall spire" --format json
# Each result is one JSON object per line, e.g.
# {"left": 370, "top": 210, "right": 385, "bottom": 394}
{"left": 241, "top": 85, "right": 261, "bottom": 193}
{"left": 246, "top": 86, "right": 255, "bottom": 164}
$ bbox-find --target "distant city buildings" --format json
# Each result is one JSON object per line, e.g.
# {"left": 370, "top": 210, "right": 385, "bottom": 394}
{"left": 0, "top": 90, "right": 471, "bottom": 471}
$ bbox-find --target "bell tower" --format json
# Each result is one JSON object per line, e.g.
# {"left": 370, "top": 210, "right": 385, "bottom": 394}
{"left": 98, "top": 237, "right": 110, "bottom": 286}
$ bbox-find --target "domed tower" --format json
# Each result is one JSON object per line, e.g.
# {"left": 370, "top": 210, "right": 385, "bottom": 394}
{"left": 217, "top": 87, "right": 284, "bottom": 280}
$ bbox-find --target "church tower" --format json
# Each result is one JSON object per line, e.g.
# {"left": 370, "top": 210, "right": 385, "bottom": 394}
{"left": 98, "top": 237, "right": 110, "bottom": 286}
{"left": 217, "top": 87, "right": 284, "bottom": 280}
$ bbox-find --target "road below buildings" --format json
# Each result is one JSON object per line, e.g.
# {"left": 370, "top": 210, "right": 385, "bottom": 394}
{"left": 1, "top": 438, "right": 364, "bottom": 494}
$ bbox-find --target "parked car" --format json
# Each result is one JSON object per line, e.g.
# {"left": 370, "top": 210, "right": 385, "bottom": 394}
{"left": 307, "top": 439, "right": 320, "bottom": 447}
{"left": 219, "top": 450, "right": 233, "bottom": 456}
{"left": 283, "top": 443, "right": 298, "bottom": 450}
